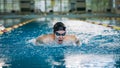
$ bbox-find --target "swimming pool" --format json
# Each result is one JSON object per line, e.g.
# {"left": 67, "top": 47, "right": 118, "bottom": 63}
{"left": 0, "top": 16, "right": 120, "bottom": 68}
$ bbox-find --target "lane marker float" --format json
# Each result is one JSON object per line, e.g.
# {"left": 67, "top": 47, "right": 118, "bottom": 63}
{"left": 0, "top": 18, "right": 37, "bottom": 35}
{"left": 69, "top": 17, "right": 120, "bottom": 30}
{"left": 84, "top": 20, "right": 120, "bottom": 30}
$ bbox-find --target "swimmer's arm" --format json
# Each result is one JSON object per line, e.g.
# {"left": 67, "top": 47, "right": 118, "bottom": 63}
{"left": 36, "top": 37, "right": 44, "bottom": 45}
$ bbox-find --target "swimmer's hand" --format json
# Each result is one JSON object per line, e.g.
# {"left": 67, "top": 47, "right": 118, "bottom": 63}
{"left": 76, "top": 39, "right": 80, "bottom": 45}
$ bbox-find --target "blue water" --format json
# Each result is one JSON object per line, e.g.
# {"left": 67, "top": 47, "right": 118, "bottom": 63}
{"left": 0, "top": 17, "right": 120, "bottom": 68}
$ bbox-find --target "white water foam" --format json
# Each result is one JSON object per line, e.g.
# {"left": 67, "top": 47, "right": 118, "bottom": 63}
{"left": 27, "top": 38, "right": 37, "bottom": 45}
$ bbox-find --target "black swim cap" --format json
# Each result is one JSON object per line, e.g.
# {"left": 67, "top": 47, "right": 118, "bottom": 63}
{"left": 53, "top": 22, "right": 66, "bottom": 33}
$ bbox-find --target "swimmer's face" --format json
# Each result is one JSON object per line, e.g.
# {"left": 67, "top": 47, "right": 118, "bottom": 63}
{"left": 55, "top": 30, "right": 66, "bottom": 44}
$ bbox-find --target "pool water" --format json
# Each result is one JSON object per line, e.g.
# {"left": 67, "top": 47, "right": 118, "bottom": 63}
{"left": 0, "top": 16, "right": 120, "bottom": 68}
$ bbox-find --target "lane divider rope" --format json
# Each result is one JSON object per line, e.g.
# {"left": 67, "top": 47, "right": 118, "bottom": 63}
{"left": 67, "top": 18, "right": 120, "bottom": 30}
{"left": 0, "top": 18, "right": 37, "bottom": 35}
{"left": 69, "top": 18, "right": 120, "bottom": 30}
{"left": 84, "top": 20, "right": 120, "bottom": 30}
{"left": 1, "top": 17, "right": 119, "bottom": 35}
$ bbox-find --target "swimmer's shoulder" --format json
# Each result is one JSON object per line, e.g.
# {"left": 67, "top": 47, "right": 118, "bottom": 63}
{"left": 37, "top": 34, "right": 54, "bottom": 39}
{"left": 65, "top": 34, "right": 77, "bottom": 40}
{"left": 36, "top": 34, "right": 54, "bottom": 44}
{"left": 65, "top": 34, "right": 80, "bottom": 45}
{"left": 44, "top": 34, "right": 55, "bottom": 40}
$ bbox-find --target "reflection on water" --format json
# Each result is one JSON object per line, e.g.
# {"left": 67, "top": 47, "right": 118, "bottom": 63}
{"left": 0, "top": 17, "right": 120, "bottom": 68}
{"left": 0, "top": 19, "right": 21, "bottom": 27}
{"left": 0, "top": 46, "right": 120, "bottom": 68}
{"left": 0, "top": 18, "right": 33, "bottom": 28}
{"left": 0, "top": 46, "right": 66, "bottom": 68}
{"left": 65, "top": 54, "right": 117, "bottom": 68}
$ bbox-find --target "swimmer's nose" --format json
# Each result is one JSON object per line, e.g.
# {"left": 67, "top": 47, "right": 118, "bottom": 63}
{"left": 59, "top": 36, "right": 64, "bottom": 39}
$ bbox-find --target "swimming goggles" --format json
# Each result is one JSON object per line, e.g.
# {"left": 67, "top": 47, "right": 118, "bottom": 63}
{"left": 55, "top": 32, "right": 66, "bottom": 36}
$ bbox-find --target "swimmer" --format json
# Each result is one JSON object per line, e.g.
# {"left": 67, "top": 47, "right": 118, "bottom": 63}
{"left": 36, "top": 22, "right": 80, "bottom": 45}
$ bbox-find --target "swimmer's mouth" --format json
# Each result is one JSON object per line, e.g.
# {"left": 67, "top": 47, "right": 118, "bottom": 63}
{"left": 59, "top": 40, "right": 63, "bottom": 42}
{"left": 58, "top": 40, "right": 63, "bottom": 44}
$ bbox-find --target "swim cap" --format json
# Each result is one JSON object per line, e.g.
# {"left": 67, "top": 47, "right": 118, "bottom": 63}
{"left": 53, "top": 22, "right": 66, "bottom": 33}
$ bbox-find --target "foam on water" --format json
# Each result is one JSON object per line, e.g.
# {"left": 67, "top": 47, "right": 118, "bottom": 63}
{"left": 27, "top": 38, "right": 36, "bottom": 45}
{"left": 64, "top": 54, "right": 115, "bottom": 68}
